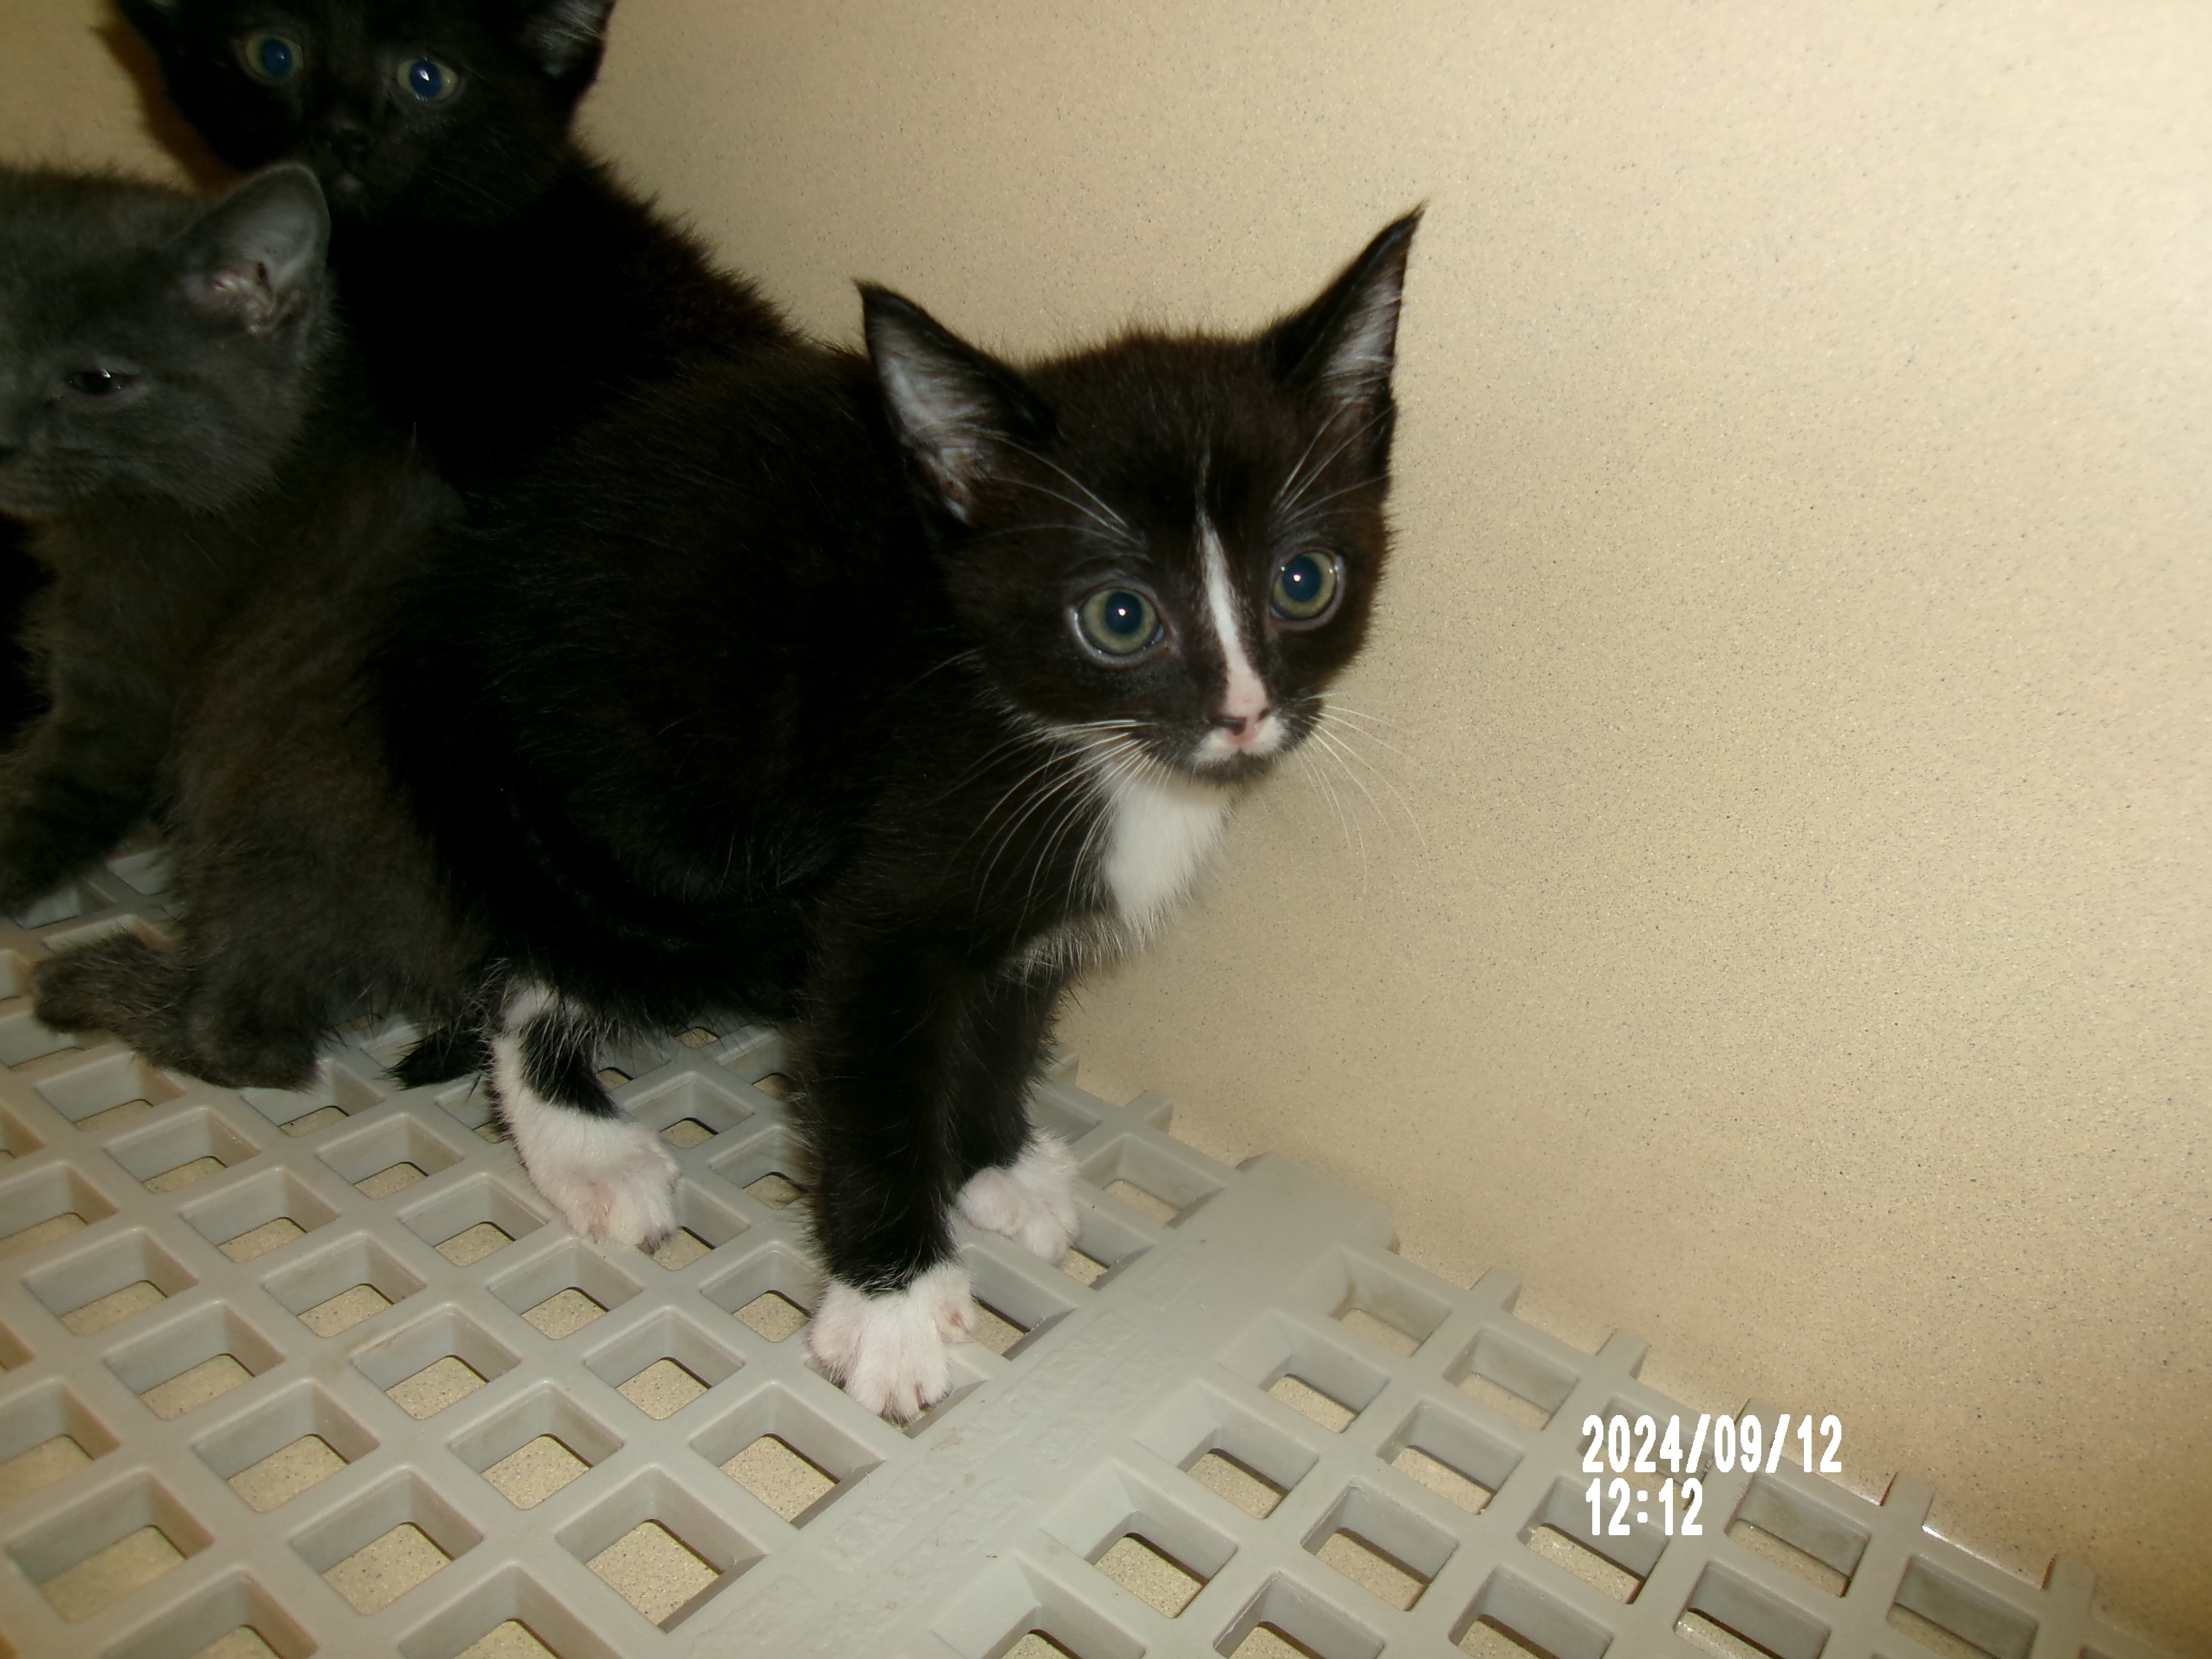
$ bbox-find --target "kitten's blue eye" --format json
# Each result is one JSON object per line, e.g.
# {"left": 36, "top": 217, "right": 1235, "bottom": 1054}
{"left": 1271, "top": 552, "right": 1341, "bottom": 624}
{"left": 400, "top": 57, "right": 459, "bottom": 102}
{"left": 237, "top": 33, "right": 301, "bottom": 85}
{"left": 1075, "top": 587, "right": 1162, "bottom": 660}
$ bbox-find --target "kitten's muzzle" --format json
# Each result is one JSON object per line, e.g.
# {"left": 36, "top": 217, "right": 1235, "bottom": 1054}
{"left": 321, "top": 123, "right": 373, "bottom": 163}
{"left": 1189, "top": 708, "right": 1288, "bottom": 778}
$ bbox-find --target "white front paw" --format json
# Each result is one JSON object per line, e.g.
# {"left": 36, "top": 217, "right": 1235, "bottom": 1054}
{"left": 806, "top": 1262, "right": 976, "bottom": 1419}
{"left": 507, "top": 1105, "right": 680, "bottom": 1248}
{"left": 957, "top": 1133, "right": 1080, "bottom": 1263}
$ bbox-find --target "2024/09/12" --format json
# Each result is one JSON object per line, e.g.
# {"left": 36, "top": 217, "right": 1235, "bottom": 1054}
{"left": 1580, "top": 1410, "right": 1845, "bottom": 1538}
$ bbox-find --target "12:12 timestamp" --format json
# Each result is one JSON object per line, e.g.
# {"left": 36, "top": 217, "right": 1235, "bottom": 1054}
{"left": 1579, "top": 1411, "right": 1844, "bottom": 1538}
{"left": 1586, "top": 1474, "right": 1702, "bottom": 1536}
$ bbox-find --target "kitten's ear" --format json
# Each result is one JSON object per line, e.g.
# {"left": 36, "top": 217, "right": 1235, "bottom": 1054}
{"left": 519, "top": 0, "right": 614, "bottom": 79}
{"left": 174, "top": 165, "right": 329, "bottom": 336}
{"left": 863, "top": 286, "right": 1054, "bottom": 523}
{"left": 1262, "top": 209, "right": 1421, "bottom": 418}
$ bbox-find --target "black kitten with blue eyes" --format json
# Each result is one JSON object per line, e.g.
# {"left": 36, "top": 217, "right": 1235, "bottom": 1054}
{"left": 120, "top": 0, "right": 780, "bottom": 489}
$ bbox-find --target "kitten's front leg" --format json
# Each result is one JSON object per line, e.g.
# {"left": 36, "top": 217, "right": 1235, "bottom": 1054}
{"left": 957, "top": 1130, "right": 1081, "bottom": 1263}
{"left": 796, "top": 955, "right": 1064, "bottom": 1419}
{"left": 804, "top": 1263, "right": 979, "bottom": 1422}
{"left": 0, "top": 713, "right": 159, "bottom": 911}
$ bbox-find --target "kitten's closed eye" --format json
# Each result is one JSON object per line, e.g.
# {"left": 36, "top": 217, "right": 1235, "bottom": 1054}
{"left": 63, "top": 369, "right": 140, "bottom": 400}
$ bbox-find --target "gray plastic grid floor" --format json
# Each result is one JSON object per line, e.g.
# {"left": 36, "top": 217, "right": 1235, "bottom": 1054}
{"left": 0, "top": 849, "right": 2175, "bottom": 1659}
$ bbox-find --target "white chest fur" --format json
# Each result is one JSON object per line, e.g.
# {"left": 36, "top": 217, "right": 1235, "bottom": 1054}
{"left": 1101, "top": 769, "right": 1232, "bottom": 939}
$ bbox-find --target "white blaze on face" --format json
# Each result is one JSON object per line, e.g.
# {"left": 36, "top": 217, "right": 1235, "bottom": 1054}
{"left": 1196, "top": 509, "right": 1280, "bottom": 765}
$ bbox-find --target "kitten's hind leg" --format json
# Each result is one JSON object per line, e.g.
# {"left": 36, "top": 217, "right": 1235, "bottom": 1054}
{"left": 951, "top": 971, "right": 1081, "bottom": 1264}
{"left": 492, "top": 986, "right": 678, "bottom": 1248}
{"left": 956, "top": 1133, "right": 1081, "bottom": 1264}
{"left": 35, "top": 931, "right": 323, "bottom": 1090}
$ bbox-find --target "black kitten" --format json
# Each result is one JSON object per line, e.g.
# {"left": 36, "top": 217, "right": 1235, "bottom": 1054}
{"left": 0, "top": 163, "right": 337, "bottom": 912}
{"left": 371, "top": 213, "right": 1419, "bottom": 1415}
{"left": 0, "top": 164, "right": 476, "bottom": 1080}
{"left": 119, "top": 0, "right": 781, "bottom": 489}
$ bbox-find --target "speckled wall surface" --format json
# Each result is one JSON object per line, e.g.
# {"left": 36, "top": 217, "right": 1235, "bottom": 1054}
{"left": 2, "top": 1, "right": 2206, "bottom": 1648}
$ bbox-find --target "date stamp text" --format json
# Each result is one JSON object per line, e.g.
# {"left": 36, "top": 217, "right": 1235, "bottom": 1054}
{"left": 1578, "top": 1412, "right": 1843, "bottom": 1538}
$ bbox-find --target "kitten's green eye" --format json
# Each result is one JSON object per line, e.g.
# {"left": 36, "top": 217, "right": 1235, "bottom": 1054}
{"left": 400, "top": 57, "right": 460, "bottom": 102}
{"left": 63, "top": 369, "right": 136, "bottom": 399}
{"left": 1271, "top": 552, "right": 1341, "bottom": 624}
{"left": 1075, "top": 587, "right": 1162, "bottom": 660}
{"left": 238, "top": 33, "right": 301, "bottom": 85}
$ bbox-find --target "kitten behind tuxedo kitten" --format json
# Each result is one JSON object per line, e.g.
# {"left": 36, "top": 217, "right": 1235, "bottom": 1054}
{"left": 0, "top": 164, "right": 475, "bottom": 1080}
{"left": 372, "top": 213, "right": 1420, "bottom": 1416}
{"left": 0, "top": 164, "right": 335, "bottom": 910}
{"left": 120, "top": 0, "right": 781, "bottom": 488}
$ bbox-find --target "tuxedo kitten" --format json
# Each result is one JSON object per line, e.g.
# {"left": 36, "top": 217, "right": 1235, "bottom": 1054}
{"left": 119, "top": 0, "right": 781, "bottom": 489}
{"left": 369, "top": 213, "right": 1419, "bottom": 1416}
{"left": 0, "top": 164, "right": 476, "bottom": 1081}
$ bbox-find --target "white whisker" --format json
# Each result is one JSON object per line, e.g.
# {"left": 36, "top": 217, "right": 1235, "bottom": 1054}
{"left": 961, "top": 522, "right": 1106, "bottom": 543}
{"left": 1295, "top": 745, "right": 1362, "bottom": 871}
{"left": 1023, "top": 736, "right": 1145, "bottom": 919}
{"left": 1306, "top": 724, "right": 1392, "bottom": 839}
{"left": 1276, "top": 407, "right": 1391, "bottom": 522}
{"left": 972, "top": 736, "right": 1129, "bottom": 910}
{"left": 1320, "top": 702, "right": 1398, "bottom": 726}
{"left": 1275, "top": 416, "right": 1339, "bottom": 524}
{"left": 1318, "top": 708, "right": 1427, "bottom": 775}
{"left": 1276, "top": 473, "right": 1382, "bottom": 531}
{"left": 1002, "top": 441, "right": 1133, "bottom": 537}
{"left": 1314, "top": 716, "right": 1426, "bottom": 852}
{"left": 995, "top": 475, "right": 1130, "bottom": 543}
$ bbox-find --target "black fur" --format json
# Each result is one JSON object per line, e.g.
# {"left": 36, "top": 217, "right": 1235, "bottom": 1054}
{"left": 0, "top": 525, "right": 50, "bottom": 745}
{"left": 0, "top": 164, "right": 479, "bottom": 1082}
{"left": 16, "top": 167, "right": 1416, "bottom": 1414}
{"left": 117, "top": 0, "right": 783, "bottom": 490}
{"left": 388, "top": 1006, "right": 493, "bottom": 1088}
{"left": 0, "top": 163, "right": 340, "bottom": 910}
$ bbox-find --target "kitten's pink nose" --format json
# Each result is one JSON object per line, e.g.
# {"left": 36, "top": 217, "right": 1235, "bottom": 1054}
{"left": 1210, "top": 709, "right": 1270, "bottom": 744}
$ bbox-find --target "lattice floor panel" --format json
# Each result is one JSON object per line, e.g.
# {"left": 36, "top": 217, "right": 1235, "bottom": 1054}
{"left": 0, "top": 854, "right": 2173, "bottom": 1659}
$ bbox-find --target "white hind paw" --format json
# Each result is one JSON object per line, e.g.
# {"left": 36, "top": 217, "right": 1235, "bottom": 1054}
{"left": 806, "top": 1262, "right": 976, "bottom": 1420}
{"left": 506, "top": 1102, "right": 679, "bottom": 1249}
{"left": 957, "top": 1133, "right": 1080, "bottom": 1263}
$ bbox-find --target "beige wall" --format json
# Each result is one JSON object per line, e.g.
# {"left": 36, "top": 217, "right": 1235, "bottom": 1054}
{"left": 5, "top": 0, "right": 2207, "bottom": 1647}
